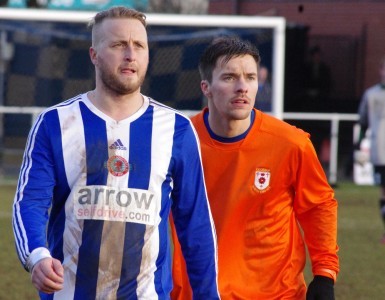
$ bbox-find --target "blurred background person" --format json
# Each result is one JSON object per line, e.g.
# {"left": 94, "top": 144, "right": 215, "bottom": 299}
{"left": 356, "top": 55, "right": 385, "bottom": 243}
{"left": 303, "top": 45, "right": 332, "bottom": 113}
{"left": 302, "top": 45, "right": 333, "bottom": 168}
{"left": 255, "top": 65, "right": 272, "bottom": 112}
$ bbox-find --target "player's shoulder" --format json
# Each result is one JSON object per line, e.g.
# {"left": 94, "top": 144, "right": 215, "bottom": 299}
{"left": 147, "top": 96, "right": 194, "bottom": 133}
{"left": 259, "top": 111, "right": 307, "bottom": 134}
{"left": 365, "top": 83, "right": 384, "bottom": 95}
{"left": 258, "top": 111, "right": 310, "bottom": 144}
{"left": 39, "top": 94, "right": 84, "bottom": 119}
{"left": 148, "top": 97, "right": 188, "bottom": 117}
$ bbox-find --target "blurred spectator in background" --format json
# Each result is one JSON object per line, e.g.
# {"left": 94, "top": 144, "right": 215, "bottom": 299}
{"left": 303, "top": 45, "right": 332, "bottom": 112}
{"left": 302, "top": 46, "right": 333, "bottom": 167}
{"left": 356, "top": 55, "right": 385, "bottom": 243}
{"left": 255, "top": 65, "right": 272, "bottom": 111}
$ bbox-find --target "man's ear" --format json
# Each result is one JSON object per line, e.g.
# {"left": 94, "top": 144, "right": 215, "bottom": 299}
{"left": 89, "top": 47, "right": 97, "bottom": 65}
{"left": 201, "top": 80, "right": 211, "bottom": 98}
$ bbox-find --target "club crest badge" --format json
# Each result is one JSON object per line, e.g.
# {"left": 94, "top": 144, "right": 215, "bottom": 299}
{"left": 107, "top": 155, "right": 129, "bottom": 177}
{"left": 254, "top": 168, "right": 271, "bottom": 192}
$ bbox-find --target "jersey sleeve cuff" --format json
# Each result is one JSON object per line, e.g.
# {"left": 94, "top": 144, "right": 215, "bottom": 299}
{"left": 315, "top": 268, "right": 337, "bottom": 282}
{"left": 26, "top": 247, "right": 52, "bottom": 272}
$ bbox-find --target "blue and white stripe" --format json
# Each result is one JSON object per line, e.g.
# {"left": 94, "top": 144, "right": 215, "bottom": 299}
{"left": 12, "top": 93, "right": 219, "bottom": 299}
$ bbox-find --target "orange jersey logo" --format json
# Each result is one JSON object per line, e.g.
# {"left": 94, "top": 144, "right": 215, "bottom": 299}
{"left": 254, "top": 168, "right": 271, "bottom": 192}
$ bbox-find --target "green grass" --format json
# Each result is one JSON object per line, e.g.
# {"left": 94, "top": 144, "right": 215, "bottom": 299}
{"left": 1, "top": 182, "right": 385, "bottom": 299}
{"left": 332, "top": 183, "right": 385, "bottom": 299}
{"left": 0, "top": 185, "right": 38, "bottom": 300}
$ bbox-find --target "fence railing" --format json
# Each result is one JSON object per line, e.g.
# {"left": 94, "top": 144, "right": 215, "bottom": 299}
{"left": 0, "top": 106, "right": 359, "bottom": 185}
{"left": 282, "top": 112, "right": 359, "bottom": 185}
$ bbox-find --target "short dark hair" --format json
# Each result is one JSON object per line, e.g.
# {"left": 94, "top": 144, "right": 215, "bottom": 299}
{"left": 199, "top": 36, "right": 261, "bottom": 82}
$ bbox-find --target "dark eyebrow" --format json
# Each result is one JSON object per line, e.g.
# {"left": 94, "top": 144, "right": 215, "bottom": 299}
{"left": 222, "top": 71, "right": 257, "bottom": 77}
{"left": 222, "top": 72, "right": 237, "bottom": 76}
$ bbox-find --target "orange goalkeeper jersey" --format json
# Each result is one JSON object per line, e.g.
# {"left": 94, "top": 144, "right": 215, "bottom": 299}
{"left": 171, "top": 108, "right": 339, "bottom": 300}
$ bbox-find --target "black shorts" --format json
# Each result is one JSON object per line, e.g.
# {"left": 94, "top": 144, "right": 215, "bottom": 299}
{"left": 374, "top": 166, "right": 385, "bottom": 187}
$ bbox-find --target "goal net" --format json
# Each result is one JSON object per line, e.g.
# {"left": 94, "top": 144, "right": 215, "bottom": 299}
{"left": 0, "top": 8, "right": 285, "bottom": 180}
{"left": 0, "top": 8, "right": 285, "bottom": 110}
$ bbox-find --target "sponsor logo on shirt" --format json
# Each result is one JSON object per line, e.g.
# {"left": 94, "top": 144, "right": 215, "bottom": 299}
{"left": 254, "top": 168, "right": 271, "bottom": 192}
{"left": 73, "top": 185, "right": 157, "bottom": 225}
{"left": 107, "top": 155, "right": 129, "bottom": 177}
{"left": 109, "top": 139, "right": 127, "bottom": 150}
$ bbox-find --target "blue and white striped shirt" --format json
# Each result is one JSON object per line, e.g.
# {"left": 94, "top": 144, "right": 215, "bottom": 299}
{"left": 13, "top": 93, "right": 219, "bottom": 299}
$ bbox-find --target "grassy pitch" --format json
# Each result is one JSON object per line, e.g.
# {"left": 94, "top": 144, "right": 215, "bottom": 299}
{"left": 1, "top": 182, "right": 385, "bottom": 299}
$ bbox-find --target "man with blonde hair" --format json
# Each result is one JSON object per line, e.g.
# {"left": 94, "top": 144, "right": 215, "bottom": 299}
{"left": 13, "top": 7, "right": 219, "bottom": 299}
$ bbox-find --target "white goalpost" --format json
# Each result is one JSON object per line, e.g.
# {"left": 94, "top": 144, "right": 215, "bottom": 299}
{"left": 0, "top": 7, "right": 286, "bottom": 118}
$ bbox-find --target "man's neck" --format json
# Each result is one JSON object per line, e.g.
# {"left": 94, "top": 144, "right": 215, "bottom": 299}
{"left": 88, "top": 89, "right": 144, "bottom": 121}
{"left": 207, "top": 111, "right": 253, "bottom": 138}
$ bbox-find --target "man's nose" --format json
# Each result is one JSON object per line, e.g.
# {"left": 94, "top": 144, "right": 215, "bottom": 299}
{"left": 124, "top": 45, "right": 135, "bottom": 61}
{"left": 236, "top": 78, "right": 249, "bottom": 93}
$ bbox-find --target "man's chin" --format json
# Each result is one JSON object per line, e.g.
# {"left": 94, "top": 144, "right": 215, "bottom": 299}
{"left": 229, "top": 110, "right": 252, "bottom": 121}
